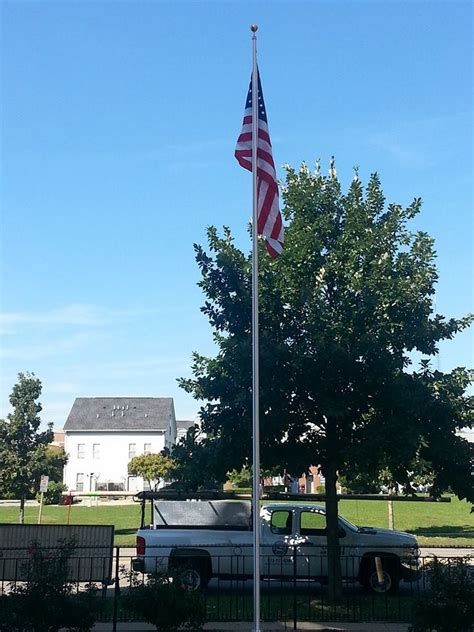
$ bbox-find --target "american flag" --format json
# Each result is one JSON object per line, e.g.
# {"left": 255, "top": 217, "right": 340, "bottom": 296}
{"left": 235, "top": 69, "right": 284, "bottom": 257}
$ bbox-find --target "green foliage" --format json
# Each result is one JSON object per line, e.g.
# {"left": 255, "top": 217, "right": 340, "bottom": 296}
{"left": 178, "top": 164, "right": 473, "bottom": 501}
{"left": 226, "top": 465, "right": 281, "bottom": 489}
{"left": 128, "top": 452, "right": 175, "bottom": 490}
{"left": 0, "top": 373, "right": 54, "bottom": 521}
{"left": 0, "top": 539, "right": 99, "bottom": 631}
{"left": 121, "top": 571, "right": 206, "bottom": 631}
{"left": 227, "top": 466, "right": 252, "bottom": 488}
{"left": 339, "top": 471, "right": 387, "bottom": 494}
{"left": 42, "top": 445, "right": 68, "bottom": 483}
{"left": 410, "top": 557, "right": 474, "bottom": 631}
{"left": 36, "top": 481, "right": 68, "bottom": 505}
{"left": 169, "top": 425, "right": 222, "bottom": 491}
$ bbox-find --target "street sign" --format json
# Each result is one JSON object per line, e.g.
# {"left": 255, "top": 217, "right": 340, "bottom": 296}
{"left": 39, "top": 475, "right": 49, "bottom": 493}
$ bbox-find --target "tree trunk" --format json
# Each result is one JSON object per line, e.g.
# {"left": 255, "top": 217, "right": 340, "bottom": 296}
{"left": 19, "top": 494, "right": 25, "bottom": 525}
{"left": 325, "top": 461, "right": 342, "bottom": 602}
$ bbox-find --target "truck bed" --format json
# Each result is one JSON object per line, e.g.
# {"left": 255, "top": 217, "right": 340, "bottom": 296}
{"left": 151, "top": 524, "right": 251, "bottom": 531}
{"left": 153, "top": 499, "right": 252, "bottom": 530}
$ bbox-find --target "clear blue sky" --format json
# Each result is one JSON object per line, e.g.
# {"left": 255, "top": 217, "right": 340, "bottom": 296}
{"left": 1, "top": 0, "right": 472, "bottom": 429}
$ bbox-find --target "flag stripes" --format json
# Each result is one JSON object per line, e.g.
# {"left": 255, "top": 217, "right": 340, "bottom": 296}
{"left": 235, "top": 70, "right": 284, "bottom": 257}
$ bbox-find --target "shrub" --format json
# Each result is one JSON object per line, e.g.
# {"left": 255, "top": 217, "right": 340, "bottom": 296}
{"left": 263, "top": 485, "right": 285, "bottom": 493}
{"left": 227, "top": 467, "right": 252, "bottom": 489}
{"left": 410, "top": 557, "right": 474, "bottom": 632}
{"left": 36, "top": 481, "right": 68, "bottom": 505}
{"left": 0, "top": 539, "right": 100, "bottom": 632}
{"left": 122, "top": 571, "right": 206, "bottom": 631}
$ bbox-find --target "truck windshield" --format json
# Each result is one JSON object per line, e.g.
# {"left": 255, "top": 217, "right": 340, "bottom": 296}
{"left": 338, "top": 515, "right": 358, "bottom": 532}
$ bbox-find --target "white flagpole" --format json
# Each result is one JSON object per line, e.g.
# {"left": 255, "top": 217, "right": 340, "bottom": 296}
{"left": 250, "top": 23, "right": 261, "bottom": 632}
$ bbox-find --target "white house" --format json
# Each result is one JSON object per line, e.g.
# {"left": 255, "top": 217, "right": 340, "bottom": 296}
{"left": 459, "top": 427, "right": 474, "bottom": 444}
{"left": 63, "top": 397, "right": 177, "bottom": 493}
{"left": 176, "top": 419, "right": 195, "bottom": 442}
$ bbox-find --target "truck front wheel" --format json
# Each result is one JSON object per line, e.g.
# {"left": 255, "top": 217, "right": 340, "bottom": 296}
{"left": 359, "top": 556, "right": 400, "bottom": 594}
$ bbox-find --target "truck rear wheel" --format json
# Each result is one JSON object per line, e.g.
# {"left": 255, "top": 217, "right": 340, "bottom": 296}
{"left": 360, "top": 556, "right": 400, "bottom": 594}
{"left": 172, "top": 559, "right": 210, "bottom": 591}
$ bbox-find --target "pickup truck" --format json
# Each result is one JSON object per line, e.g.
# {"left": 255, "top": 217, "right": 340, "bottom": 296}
{"left": 132, "top": 500, "right": 419, "bottom": 594}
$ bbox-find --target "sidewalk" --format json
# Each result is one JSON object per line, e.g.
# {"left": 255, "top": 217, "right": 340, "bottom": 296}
{"left": 86, "top": 622, "right": 410, "bottom": 631}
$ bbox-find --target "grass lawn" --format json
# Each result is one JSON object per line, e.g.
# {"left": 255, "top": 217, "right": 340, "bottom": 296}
{"left": 204, "top": 591, "right": 417, "bottom": 624}
{"left": 113, "top": 590, "right": 417, "bottom": 624}
{"left": 0, "top": 502, "right": 142, "bottom": 546}
{"left": 99, "top": 585, "right": 416, "bottom": 624}
{"left": 337, "top": 496, "right": 474, "bottom": 546}
{"left": 1, "top": 496, "right": 472, "bottom": 546}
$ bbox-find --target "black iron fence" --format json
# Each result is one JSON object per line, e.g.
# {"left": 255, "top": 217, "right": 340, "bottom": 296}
{"left": 0, "top": 543, "right": 472, "bottom": 630}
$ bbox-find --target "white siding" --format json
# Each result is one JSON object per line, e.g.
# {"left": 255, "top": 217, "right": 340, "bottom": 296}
{"left": 165, "top": 401, "right": 177, "bottom": 448}
{"left": 64, "top": 431, "right": 167, "bottom": 492}
{"left": 459, "top": 427, "right": 473, "bottom": 443}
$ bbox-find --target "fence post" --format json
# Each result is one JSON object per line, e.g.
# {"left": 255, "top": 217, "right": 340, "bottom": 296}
{"left": 293, "top": 544, "right": 297, "bottom": 631}
{"left": 112, "top": 546, "right": 120, "bottom": 632}
{"left": 387, "top": 499, "right": 394, "bottom": 529}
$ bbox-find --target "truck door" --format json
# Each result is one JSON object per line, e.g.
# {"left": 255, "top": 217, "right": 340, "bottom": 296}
{"left": 296, "top": 509, "right": 329, "bottom": 580}
{"left": 262, "top": 508, "right": 295, "bottom": 578}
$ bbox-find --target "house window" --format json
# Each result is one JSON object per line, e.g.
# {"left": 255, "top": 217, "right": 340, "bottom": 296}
{"left": 128, "top": 443, "right": 136, "bottom": 459}
{"left": 93, "top": 443, "right": 100, "bottom": 459}
{"left": 77, "top": 443, "right": 85, "bottom": 459}
{"left": 76, "top": 473, "right": 84, "bottom": 492}
{"left": 96, "top": 481, "right": 125, "bottom": 492}
{"left": 144, "top": 443, "right": 152, "bottom": 455}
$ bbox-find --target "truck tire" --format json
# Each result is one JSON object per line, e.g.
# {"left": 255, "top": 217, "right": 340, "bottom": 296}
{"left": 359, "top": 556, "right": 400, "bottom": 594}
{"left": 172, "top": 559, "right": 210, "bottom": 591}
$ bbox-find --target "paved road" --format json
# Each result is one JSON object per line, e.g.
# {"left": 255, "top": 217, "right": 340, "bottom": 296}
{"left": 419, "top": 546, "right": 473, "bottom": 557}
{"left": 119, "top": 546, "right": 473, "bottom": 559}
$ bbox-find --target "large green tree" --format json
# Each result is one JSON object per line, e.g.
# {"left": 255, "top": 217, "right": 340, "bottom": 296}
{"left": 169, "top": 425, "right": 224, "bottom": 491}
{"left": 0, "top": 373, "right": 54, "bottom": 523}
{"left": 179, "top": 163, "right": 473, "bottom": 598}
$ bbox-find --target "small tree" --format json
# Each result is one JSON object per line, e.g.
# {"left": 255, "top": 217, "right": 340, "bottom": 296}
{"left": 34, "top": 445, "right": 68, "bottom": 505}
{"left": 128, "top": 452, "right": 175, "bottom": 490}
{"left": 0, "top": 373, "right": 53, "bottom": 523}
{"left": 42, "top": 445, "right": 68, "bottom": 483}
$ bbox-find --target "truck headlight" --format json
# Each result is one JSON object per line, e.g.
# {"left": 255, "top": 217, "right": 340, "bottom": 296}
{"left": 402, "top": 546, "right": 419, "bottom": 560}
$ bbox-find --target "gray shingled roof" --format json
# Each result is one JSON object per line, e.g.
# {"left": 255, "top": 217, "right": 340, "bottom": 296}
{"left": 64, "top": 397, "right": 173, "bottom": 431}
{"left": 176, "top": 420, "right": 195, "bottom": 431}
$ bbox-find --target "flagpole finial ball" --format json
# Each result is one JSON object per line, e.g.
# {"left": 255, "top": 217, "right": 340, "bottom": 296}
{"left": 250, "top": 24, "right": 258, "bottom": 33}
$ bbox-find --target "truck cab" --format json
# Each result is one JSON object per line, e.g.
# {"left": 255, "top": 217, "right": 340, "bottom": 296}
{"left": 261, "top": 504, "right": 418, "bottom": 592}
